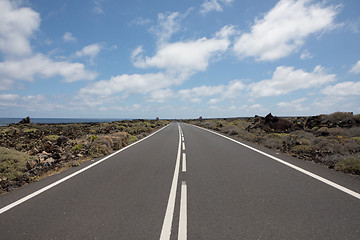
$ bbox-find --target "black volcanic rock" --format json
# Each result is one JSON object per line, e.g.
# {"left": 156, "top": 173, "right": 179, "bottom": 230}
{"left": 19, "top": 116, "right": 31, "bottom": 124}
{"left": 247, "top": 113, "right": 296, "bottom": 133}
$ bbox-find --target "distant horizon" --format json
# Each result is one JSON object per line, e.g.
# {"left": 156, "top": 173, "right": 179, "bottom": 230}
{"left": 1, "top": 111, "right": 357, "bottom": 120}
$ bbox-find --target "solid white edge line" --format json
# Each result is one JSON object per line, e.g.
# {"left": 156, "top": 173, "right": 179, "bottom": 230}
{"left": 182, "top": 153, "right": 186, "bottom": 173}
{"left": 188, "top": 124, "right": 360, "bottom": 200}
{"left": 178, "top": 181, "right": 187, "bottom": 240}
{"left": 0, "top": 124, "right": 171, "bottom": 215}
{"left": 159, "top": 123, "right": 182, "bottom": 240}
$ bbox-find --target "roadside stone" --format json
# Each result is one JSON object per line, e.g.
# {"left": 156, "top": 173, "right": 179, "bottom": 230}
{"left": 56, "top": 136, "right": 69, "bottom": 146}
{"left": 61, "top": 153, "right": 71, "bottom": 161}
{"left": 26, "top": 160, "right": 37, "bottom": 170}
{"left": 72, "top": 161, "right": 80, "bottom": 167}
{"left": 21, "top": 172, "right": 30, "bottom": 183}
{"left": 0, "top": 178, "right": 8, "bottom": 189}
{"left": 38, "top": 153, "right": 49, "bottom": 161}
{"left": 52, "top": 152, "right": 61, "bottom": 160}
{"left": 28, "top": 147, "right": 39, "bottom": 155}
{"left": 43, "top": 141, "right": 55, "bottom": 153}
{"left": 44, "top": 157, "right": 55, "bottom": 166}
{"left": 41, "top": 151, "right": 50, "bottom": 156}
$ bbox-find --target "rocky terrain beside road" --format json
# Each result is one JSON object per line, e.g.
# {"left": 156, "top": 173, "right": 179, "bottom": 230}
{"left": 186, "top": 112, "right": 360, "bottom": 177}
{"left": 2, "top": 112, "right": 359, "bottom": 194}
{"left": 0, "top": 118, "right": 170, "bottom": 193}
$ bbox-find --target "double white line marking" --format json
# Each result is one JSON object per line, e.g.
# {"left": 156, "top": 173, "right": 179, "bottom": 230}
{"left": 160, "top": 124, "right": 187, "bottom": 240}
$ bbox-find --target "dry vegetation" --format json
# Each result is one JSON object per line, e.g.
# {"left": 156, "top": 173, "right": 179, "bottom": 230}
{"left": 0, "top": 119, "right": 170, "bottom": 193}
{"left": 185, "top": 112, "right": 360, "bottom": 176}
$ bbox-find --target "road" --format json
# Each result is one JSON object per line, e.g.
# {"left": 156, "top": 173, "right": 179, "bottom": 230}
{"left": 0, "top": 122, "right": 359, "bottom": 239}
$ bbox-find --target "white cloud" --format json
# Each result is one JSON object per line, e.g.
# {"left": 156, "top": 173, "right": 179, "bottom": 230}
{"left": 0, "top": 0, "right": 40, "bottom": 56}
{"left": 300, "top": 49, "right": 313, "bottom": 60}
{"left": 0, "top": 94, "right": 66, "bottom": 112}
{"left": 133, "top": 26, "right": 232, "bottom": 75}
{"left": 93, "top": 0, "right": 104, "bottom": 15}
{"left": 130, "top": 17, "right": 151, "bottom": 26}
{"left": 215, "top": 25, "right": 237, "bottom": 39}
{"left": 148, "top": 8, "right": 194, "bottom": 45}
{"left": 191, "top": 98, "right": 202, "bottom": 103}
{"left": 200, "top": 0, "right": 222, "bottom": 14}
{"left": 0, "top": 94, "right": 19, "bottom": 102}
{"left": 63, "top": 32, "right": 76, "bottom": 42}
{"left": 249, "top": 65, "right": 336, "bottom": 98}
{"left": 179, "top": 79, "right": 245, "bottom": 102}
{"left": 150, "top": 11, "right": 183, "bottom": 45}
{"left": 78, "top": 72, "right": 177, "bottom": 97}
{"left": 22, "top": 94, "right": 45, "bottom": 103}
{"left": 131, "top": 45, "right": 144, "bottom": 62}
{"left": 312, "top": 95, "right": 352, "bottom": 114}
{"left": 0, "top": 79, "right": 15, "bottom": 91}
{"left": 224, "top": 80, "right": 245, "bottom": 98}
{"left": 21, "top": 95, "right": 67, "bottom": 112}
{"left": 249, "top": 104, "right": 263, "bottom": 110}
{"left": 233, "top": 0, "right": 339, "bottom": 61}
{"left": 179, "top": 85, "right": 224, "bottom": 100}
{"left": 0, "top": 54, "right": 97, "bottom": 89}
{"left": 75, "top": 43, "right": 102, "bottom": 62}
{"left": 148, "top": 89, "right": 174, "bottom": 103}
{"left": 321, "top": 81, "right": 360, "bottom": 96}
{"left": 200, "top": 0, "right": 234, "bottom": 15}
{"left": 208, "top": 98, "right": 220, "bottom": 104}
{"left": 277, "top": 98, "right": 310, "bottom": 111}
{"left": 349, "top": 60, "right": 360, "bottom": 74}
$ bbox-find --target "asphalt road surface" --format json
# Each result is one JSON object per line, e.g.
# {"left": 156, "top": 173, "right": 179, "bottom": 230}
{"left": 0, "top": 122, "right": 359, "bottom": 239}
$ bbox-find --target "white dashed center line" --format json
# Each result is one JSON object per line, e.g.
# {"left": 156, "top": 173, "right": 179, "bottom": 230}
{"left": 178, "top": 181, "right": 187, "bottom": 240}
{"left": 182, "top": 153, "right": 186, "bottom": 172}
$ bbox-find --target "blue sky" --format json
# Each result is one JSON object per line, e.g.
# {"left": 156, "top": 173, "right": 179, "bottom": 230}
{"left": 0, "top": 0, "right": 359, "bottom": 119}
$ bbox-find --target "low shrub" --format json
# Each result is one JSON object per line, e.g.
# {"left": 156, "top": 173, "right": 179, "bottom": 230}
{"left": 221, "top": 125, "right": 240, "bottom": 135}
{"left": 322, "top": 112, "right": 358, "bottom": 128}
{"left": 266, "top": 133, "right": 290, "bottom": 139}
{"left": 297, "top": 138, "right": 311, "bottom": 146}
{"left": 110, "top": 132, "right": 129, "bottom": 149}
{"left": 88, "top": 146, "right": 99, "bottom": 156}
{"left": 95, "top": 136, "right": 113, "bottom": 149}
{"left": 327, "top": 127, "right": 351, "bottom": 137}
{"left": 237, "top": 129, "right": 262, "bottom": 143}
{"left": 261, "top": 137, "right": 282, "bottom": 150}
{"left": 228, "top": 119, "right": 251, "bottom": 129}
{"left": 73, "top": 144, "right": 83, "bottom": 152}
{"left": 87, "top": 135, "right": 98, "bottom": 143}
{"left": 316, "top": 127, "right": 330, "bottom": 137}
{"left": 43, "top": 135, "right": 60, "bottom": 142}
{"left": 23, "top": 128, "right": 37, "bottom": 133}
{"left": 129, "top": 135, "right": 138, "bottom": 143}
{"left": 0, "top": 147, "right": 34, "bottom": 181}
{"left": 291, "top": 145, "right": 313, "bottom": 154}
{"left": 334, "top": 156, "right": 360, "bottom": 175}
{"left": 349, "top": 127, "right": 360, "bottom": 137}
